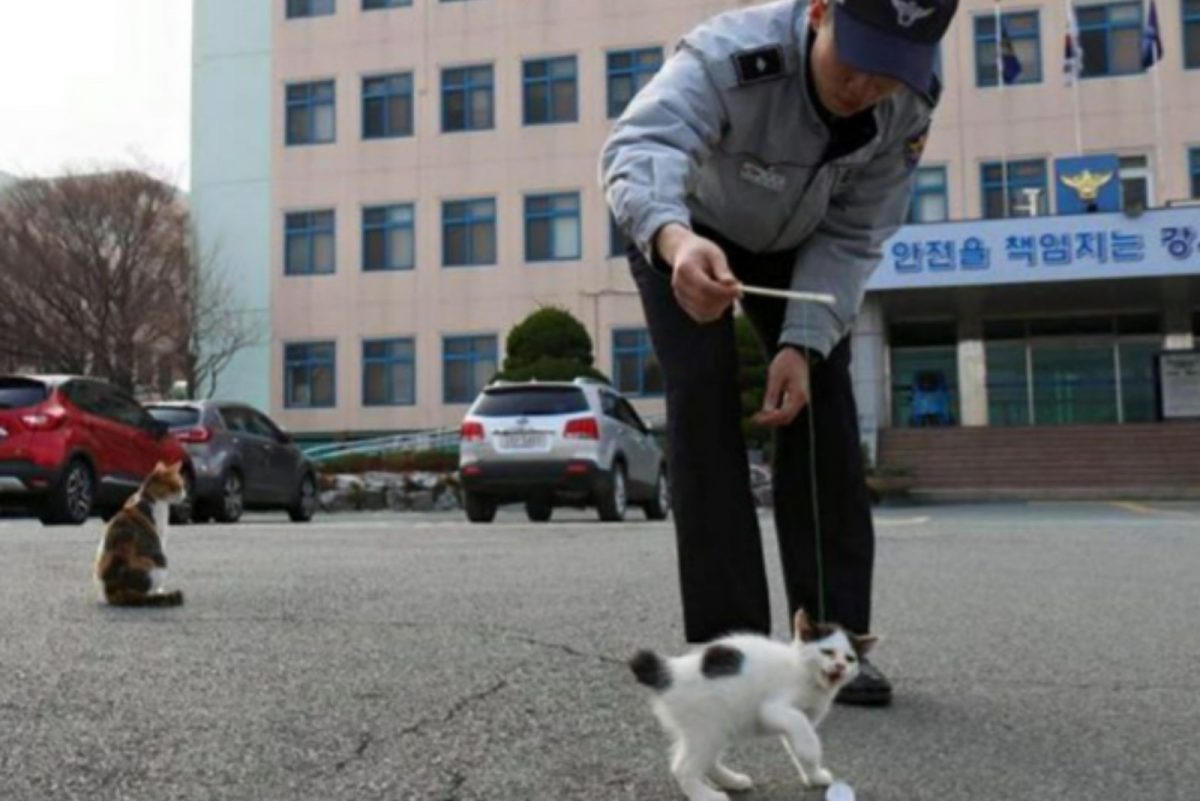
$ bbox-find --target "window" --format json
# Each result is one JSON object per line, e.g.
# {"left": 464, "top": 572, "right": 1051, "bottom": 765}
{"left": 363, "top": 338, "right": 415, "bottom": 406}
{"left": 908, "top": 166, "right": 949, "bottom": 223}
{"left": 889, "top": 322, "right": 959, "bottom": 428}
{"left": 443, "top": 335, "right": 497, "bottom": 403}
{"left": 286, "top": 80, "right": 336, "bottom": 145}
{"left": 285, "top": 342, "right": 336, "bottom": 409}
{"left": 285, "top": 211, "right": 336, "bottom": 275}
{"left": 609, "top": 213, "right": 630, "bottom": 257}
{"left": 287, "top": 0, "right": 334, "bottom": 18}
{"left": 981, "top": 159, "right": 1048, "bottom": 218}
{"left": 523, "top": 56, "right": 577, "bottom": 125}
{"left": 1190, "top": 147, "right": 1200, "bottom": 198}
{"left": 983, "top": 316, "right": 1161, "bottom": 425}
{"left": 363, "top": 73, "right": 413, "bottom": 139}
{"left": 362, "top": 204, "right": 415, "bottom": 271}
{"left": 1118, "top": 154, "right": 1152, "bottom": 210}
{"left": 606, "top": 47, "right": 663, "bottom": 118}
{"left": 525, "top": 193, "right": 581, "bottom": 262}
{"left": 613, "top": 329, "right": 663, "bottom": 397}
{"left": 441, "top": 65, "right": 494, "bottom": 132}
{"left": 363, "top": 0, "right": 410, "bottom": 8}
{"left": 442, "top": 199, "right": 496, "bottom": 267}
{"left": 973, "top": 11, "right": 1043, "bottom": 86}
{"left": 1186, "top": 0, "right": 1200, "bottom": 68}
{"left": 1076, "top": 2, "right": 1144, "bottom": 77}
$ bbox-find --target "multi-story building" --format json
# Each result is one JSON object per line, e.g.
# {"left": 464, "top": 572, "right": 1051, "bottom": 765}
{"left": 192, "top": 0, "right": 1200, "bottom": 495}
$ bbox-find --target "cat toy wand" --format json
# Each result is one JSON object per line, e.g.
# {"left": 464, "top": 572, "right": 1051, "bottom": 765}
{"left": 736, "top": 284, "right": 837, "bottom": 306}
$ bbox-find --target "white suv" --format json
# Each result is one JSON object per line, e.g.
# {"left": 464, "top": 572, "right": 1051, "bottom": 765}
{"left": 458, "top": 378, "right": 669, "bottom": 523}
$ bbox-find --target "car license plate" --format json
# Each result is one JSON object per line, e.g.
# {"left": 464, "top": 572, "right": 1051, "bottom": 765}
{"left": 501, "top": 432, "right": 545, "bottom": 450}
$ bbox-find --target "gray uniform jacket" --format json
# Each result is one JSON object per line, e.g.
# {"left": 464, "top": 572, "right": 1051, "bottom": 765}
{"left": 599, "top": 0, "right": 937, "bottom": 357}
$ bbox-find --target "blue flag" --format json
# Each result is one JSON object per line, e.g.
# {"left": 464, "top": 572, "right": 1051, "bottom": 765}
{"left": 1001, "top": 24, "right": 1023, "bottom": 84}
{"left": 1142, "top": 0, "right": 1163, "bottom": 69}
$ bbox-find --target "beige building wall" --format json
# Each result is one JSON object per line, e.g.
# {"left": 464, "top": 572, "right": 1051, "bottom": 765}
{"left": 265, "top": 0, "right": 1200, "bottom": 437}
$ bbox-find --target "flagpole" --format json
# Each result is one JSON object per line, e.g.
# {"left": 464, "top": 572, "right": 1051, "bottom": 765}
{"left": 1149, "top": 2, "right": 1164, "bottom": 205}
{"left": 995, "top": 1, "right": 1009, "bottom": 218}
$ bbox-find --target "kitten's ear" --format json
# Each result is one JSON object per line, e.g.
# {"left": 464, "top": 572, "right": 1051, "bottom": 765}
{"left": 169, "top": 461, "right": 182, "bottom": 474}
{"left": 793, "top": 608, "right": 816, "bottom": 642}
{"left": 154, "top": 461, "right": 166, "bottom": 472}
{"left": 853, "top": 634, "right": 881, "bottom": 657}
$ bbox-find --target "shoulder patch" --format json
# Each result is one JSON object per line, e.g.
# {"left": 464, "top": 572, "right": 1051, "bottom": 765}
{"left": 731, "top": 46, "right": 785, "bottom": 86}
{"left": 701, "top": 644, "right": 744, "bottom": 679}
{"left": 904, "top": 123, "right": 931, "bottom": 172}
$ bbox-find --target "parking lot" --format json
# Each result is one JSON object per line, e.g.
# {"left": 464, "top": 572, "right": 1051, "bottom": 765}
{"left": 2, "top": 502, "right": 1198, "bottom": 801}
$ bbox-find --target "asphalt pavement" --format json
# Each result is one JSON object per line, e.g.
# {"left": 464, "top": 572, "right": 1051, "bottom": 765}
{"left": 1, "top": 501, "right": 1198, "bottom": 801}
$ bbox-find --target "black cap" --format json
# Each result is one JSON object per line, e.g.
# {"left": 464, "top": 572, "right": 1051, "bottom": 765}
{"left": 832, "top": 0, "right": 959, "bottom": 94}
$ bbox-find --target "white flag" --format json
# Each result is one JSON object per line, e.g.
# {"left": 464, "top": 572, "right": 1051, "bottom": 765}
{"left": 1064, "top": 1, "right": 1084, "bottom": 85}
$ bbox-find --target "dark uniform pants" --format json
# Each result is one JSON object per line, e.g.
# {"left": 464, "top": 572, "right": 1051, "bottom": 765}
{"left": 628, "top": 228, "right": 875, "bottom": 643}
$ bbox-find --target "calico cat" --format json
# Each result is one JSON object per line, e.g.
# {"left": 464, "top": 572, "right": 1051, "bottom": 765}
{"left": 94, "top": 461, "right": 186, "bottom": 607}
{"left": 630, "top": 609, "right": 876, "bottom": 801}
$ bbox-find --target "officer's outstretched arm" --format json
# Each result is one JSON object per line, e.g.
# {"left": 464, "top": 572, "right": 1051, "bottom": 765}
{"left": 779, "top": 119, "right": 930, "bottom": 358}
{"left": 599, "top": 44, "right": 729, "bottom": 263}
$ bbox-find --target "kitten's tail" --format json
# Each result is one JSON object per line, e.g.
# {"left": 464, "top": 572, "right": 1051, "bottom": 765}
{"left": 629, "top": 649, "right": 672, "bottom": 692}
{"left": 107, "top": 590, "right": 184, "bottom": 607}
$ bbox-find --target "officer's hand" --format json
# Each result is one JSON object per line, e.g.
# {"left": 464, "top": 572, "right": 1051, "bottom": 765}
{"left": 655, "top": 225, "right": 739, "bottom": 323}
{"left": 754, "top": 347, "right": 810, "bottom": 428}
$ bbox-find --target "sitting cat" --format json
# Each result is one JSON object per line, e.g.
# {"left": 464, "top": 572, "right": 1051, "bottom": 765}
{"left": 630, "top": 609, "right": 875, "bottom": 801}
{"left": 94, "top": 461, "right": 187, "bottom": 607}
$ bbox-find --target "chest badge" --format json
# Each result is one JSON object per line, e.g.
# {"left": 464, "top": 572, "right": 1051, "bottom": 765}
{"left": 739, "top": 162, "right": 787, "bottom": 193}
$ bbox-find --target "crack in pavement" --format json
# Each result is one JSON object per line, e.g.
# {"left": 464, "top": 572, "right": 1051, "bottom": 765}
{"left": 399, "top": 679, "right": 509, "bottom": 740}
{"left": 494, "top": 631, "right": 626, "bottom": 667}
{"left": 333, "top": 729, "right": 374, "bottom": 772}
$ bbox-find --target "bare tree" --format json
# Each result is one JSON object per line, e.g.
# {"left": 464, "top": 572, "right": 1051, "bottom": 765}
{"left": 0, "top": 169, "right": 261, "bottom": 398}
{"left": 179, "top": 248, "right": 264, "bottom": 399}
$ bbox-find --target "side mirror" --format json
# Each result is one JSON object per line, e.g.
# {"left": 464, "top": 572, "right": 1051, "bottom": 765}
{"left": 277, "top": 430, "right": 293, "bottom": 445}
{"left": 149, "top": 419, "right": 170, "bottom": 439}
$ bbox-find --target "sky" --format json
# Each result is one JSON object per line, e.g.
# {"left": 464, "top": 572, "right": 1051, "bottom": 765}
{"left": 0, "top": 1, "right": 193, "bottom": 189}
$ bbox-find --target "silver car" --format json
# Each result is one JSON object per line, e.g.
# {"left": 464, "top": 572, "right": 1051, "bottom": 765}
{"left": 458, "top": 378, "right": 669, "bottom": 523}
{"left": 144, "top": 401, "right": 318, "bottom": 524}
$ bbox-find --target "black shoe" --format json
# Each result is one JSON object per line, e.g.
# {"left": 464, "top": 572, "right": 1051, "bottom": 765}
{"left": 835, "top": 659, "right": 893, "bottom": 707}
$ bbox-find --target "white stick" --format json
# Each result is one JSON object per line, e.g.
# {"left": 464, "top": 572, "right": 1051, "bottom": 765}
{"left": 737, "top": 283, "right": 836, "bottom": 306}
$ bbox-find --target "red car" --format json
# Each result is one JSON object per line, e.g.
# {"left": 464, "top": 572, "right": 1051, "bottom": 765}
{"left": 0, "top": 375, "right": 192, "bottom": 525}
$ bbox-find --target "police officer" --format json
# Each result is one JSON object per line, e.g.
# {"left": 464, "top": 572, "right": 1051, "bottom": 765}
{"left": 600, "top": 0, "right": 958, "bottom": 706}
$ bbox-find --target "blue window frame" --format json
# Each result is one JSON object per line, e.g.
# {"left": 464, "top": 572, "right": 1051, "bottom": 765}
{"left": 908, "top": 166, "right": 949, "bottom": 224}
{"left": 981, "top": 159, "right": 1048, "bottom": 218}
{"left": 1190, "top": 148, "right": 1200, "bottom": 198}
{"left": 363, "top": 0, "right": 410, "bottom": 9}
{"left": 363, "top": 73, "right": 413, "bottom": 139}
{"left": 285, "top": 342, "right": 336, "bottom": 409}
{"left": 287, "top": 0, "right": 335, "bottom": 18}
{"left": 1188, "top": 0, "right": 1200, "bottom": 69}
{"left": 286, "top": 80, "right": 336, "bottom": 145}
{"left": 1076, "top": 2, "right": 1144, "bottom": 77}
{"left": 606, "top": 47, "right": 663, "bottom": 118}
{"left": 285, "top": 210, "right": 336, "bottom": 275}
{"left": 443, "top": 335, "right": 497, "bottom": 404}
{"left": 522, "top": 56, "right": 578, "bottom": 125}
{"left": 609, "top": 213, "right": 629, "bottom": 258}
{"left": 441, "top": 65, "right": 494, "bottom": 132}
{"left": 442, "top": 198, "right": 497, "bottom": 267}
{"left": 613, "top": 329, "right": 663, "bottom": 397}
{"left": 525, "top": 192, "right": 581, "bottom": 262}
{"left": 973, "top": 11, "right": 1043, "bottom": 86}
{"left": 363, "top": 338, "right": 415, "bottom": 406}
{"left": 363, "top": 204, "right": 415, "bottom": 271}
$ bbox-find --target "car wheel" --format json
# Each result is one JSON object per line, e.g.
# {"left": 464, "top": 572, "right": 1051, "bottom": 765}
{"left": 287, "top": 473, "right": 318, "bottom": 523}
{"left": 643, "top": 468, "right": 670, "bottom": 521}
{"left": 464, "top": 491, "right": 497, "bottom": 523}
{"left": 525, "top": 499, "right": 553, "bottom": 522}
{"left": 213, "top": 470, "right": 245, "bottom": 524}
{"left": 596, "top": 462, "right": 627, "bottom": 522}
{"left": 169, "top": 468, "right": 195, "bottom": 525}
{"left": 40, "top": 458, "right": 94, "bottom": 526}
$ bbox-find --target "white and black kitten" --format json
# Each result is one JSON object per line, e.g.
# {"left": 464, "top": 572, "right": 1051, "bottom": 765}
{"left": 630, "top": 609, "right": 876, "bottom": 801}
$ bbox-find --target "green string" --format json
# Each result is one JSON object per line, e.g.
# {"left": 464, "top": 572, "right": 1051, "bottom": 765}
{"left": 802, "top": 302, "right": 826, "bottom": 624}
